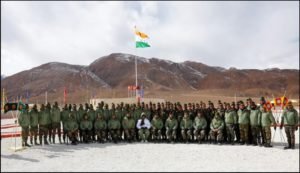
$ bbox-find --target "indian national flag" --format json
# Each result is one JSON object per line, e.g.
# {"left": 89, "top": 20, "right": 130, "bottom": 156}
{"left": 135, "top": 27, "right": 150, "bottom": 48}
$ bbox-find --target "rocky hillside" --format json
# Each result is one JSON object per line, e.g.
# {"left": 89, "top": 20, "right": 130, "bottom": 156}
{"left": 1, "top": 53, "right": 299, "bottom": 102}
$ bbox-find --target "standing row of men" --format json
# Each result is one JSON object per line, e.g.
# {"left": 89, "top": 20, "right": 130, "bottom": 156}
{"left": 17, "top": 97, "right": 299, "bottom": 149}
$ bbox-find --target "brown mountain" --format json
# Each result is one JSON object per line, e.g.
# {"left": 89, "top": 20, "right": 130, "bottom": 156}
{"left": 1, "top": 53, "right": 299, "bottom": 103}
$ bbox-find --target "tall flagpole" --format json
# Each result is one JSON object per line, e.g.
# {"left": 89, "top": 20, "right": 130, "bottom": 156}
{"left": 135, "top": 53, "right": 138, "bottom": 98}
{"left": 134, "top": 26, "right": 138, "bottom": 99}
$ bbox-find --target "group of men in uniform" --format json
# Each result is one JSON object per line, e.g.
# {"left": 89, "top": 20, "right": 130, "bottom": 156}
{"left": 17, "top": 97, "right": 299, "bottom": 149}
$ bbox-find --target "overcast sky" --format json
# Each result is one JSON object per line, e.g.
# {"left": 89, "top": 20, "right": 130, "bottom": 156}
{"left": 1, "top": 1, "right": 299, "bottom": 76}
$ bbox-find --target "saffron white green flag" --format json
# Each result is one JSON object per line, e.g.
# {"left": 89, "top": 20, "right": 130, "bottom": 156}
{"left": 135, "top": 27, "right": 150, "bottom": 48}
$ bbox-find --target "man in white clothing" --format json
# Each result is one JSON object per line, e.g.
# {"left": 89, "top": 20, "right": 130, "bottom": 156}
{"left": 136, "top": 112, "right": 151, "bottom": 142}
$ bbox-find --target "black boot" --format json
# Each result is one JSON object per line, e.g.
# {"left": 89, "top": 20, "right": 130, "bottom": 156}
{"left": 291, "top": 138, "right": 295, "bottom": 149}
{"left": 284, "top": 139, "right": 292, "bottom": 149}
{"left": 44, "top": 138, "right": 49, "bottom": 145}
{"left": 39, "top": 137, "right": 43, "bottom": 145}
{"left": 25, "top": 142, "right": 31, "bottom": 147}
{"left": 264, "top": 143, "right": 273, "bottom": 148}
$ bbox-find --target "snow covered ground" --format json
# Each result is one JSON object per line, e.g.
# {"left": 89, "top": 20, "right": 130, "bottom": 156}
{"left": 1, "top": 119, "right": 299, "bottom": 172}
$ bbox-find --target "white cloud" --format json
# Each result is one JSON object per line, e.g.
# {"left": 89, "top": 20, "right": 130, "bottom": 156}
{"left": 1, "top": 1, "right": 299, "bottom": 76}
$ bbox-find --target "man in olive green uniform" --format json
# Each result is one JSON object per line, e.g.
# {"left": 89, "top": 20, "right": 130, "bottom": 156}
{"left": 115, "top": 105, "right": 123, "bottom": 126}
{"left": 210, "top": 112, "right": 224, "bottom": 144}
{"left": 88, "top": 104, "right": 96, "bottom": 141}
{"left": 29, "top": 104, "right": 39, "bottom": 145}
{"left": 260, "top": 106, "right": 276, "bottom": 147}
{"left": 51, "top": 102, "right": 62, "bottom": 144}
{"left": 224, "top": 103, "right": 237, "bottom": 145}
{"left": 217, "top": 102, "right": 226, "bottom": 140}
{"left": 95, "top": 103, "right": 104, "bottom": 118}
{"left": 237, "top": 101, "right": 250, "bottom": 145}
{"left": 180, "top": 112, "right": 193, "bottom": 143}
{"left": 280, "top": 101, "right": 299, "bottom": 149}
{"left": 46, "top": 103, "right": 53, "bottom": 143}
{"left": 231, "top": 102, "right": 240, "bottom": 143}
{"left": 193, "top": 111, "right": 207, "bottom": 143}
{"left": 80, "top": 113, "right": 93, "bottom": 143}
{"left": 61, "top": 104, "right": 70, "bottom": 143}
{"left": 122, "top": 112, "right": 136, "bottom": 142}
{"left": 103, "top": 104, "right": 111, "bottom": 122}
{"left": 151, "top": 114, "right": 164, "bottom": 142}
{"left": 65, "top": 113, "right": 79, "bottom": 145}
{"left": 206, "top": 102, "right": 217, "bottom": 141}
{"left": 94, "top": 114, "right": 107, "bottom": 143}
{"left": 71, "top": 104, "right": 79, "bottom": 142}
{"left": 77, "top": 104, "right": 86, "bottom": 142}
{"left": 18, "top": 104, "right": 31, "bottom": 147}
{"left": 39, "top": 104, "right": 50, "bottom": 145}
{"left": 246, "top": 98, "right": 252, "bottom": 110}
{"left": 175, "top": 104, "right": 184, "bottom": 142}
{"left": 108, "top": 114, "right": 121, "bottom": 143}
{"left": 165, "top": 112, "right": 178, "bottom": 143}
{"left": 250, "top": 101, "right": 261, "bottom": 146}
{"left": 258, "top": 96, "right": 266, "bottom": 146}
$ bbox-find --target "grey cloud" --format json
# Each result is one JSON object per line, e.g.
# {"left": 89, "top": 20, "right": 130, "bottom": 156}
{"left": 1, "top": 1, "right": 299, "bottom": 76}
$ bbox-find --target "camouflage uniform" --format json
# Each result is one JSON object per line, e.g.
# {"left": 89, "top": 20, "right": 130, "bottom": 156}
{"left": 224, "top": 109, "right": 237, "bottom": 144}
{"left": 217, "top": 105, "right": 226, "bottom": 142}
{"left": 88, "top": 105, "right": 96, "bottom": 141}
{"left": 94, "top": 114, "right": 107, "bottom": 143}
{"left": 18, "top": 106, "right": 31, "bottom": 147}
{"left": 175, "top": 107, "right": 184, "bottom": 142}
{"left": 80, "top": 114, "right": 93, "bottom": 143}
{"left": 65, "top": 113, "right": 79, "bottom": 145}
{"left": 61, "top": 105, "right": 70, "bottom": 143}
{"left": 151, "top": 115, "right": 164, "bottom": 142}
{"left": 39, "top": 105, "right": 51, "bottom": 145}
{"left": 50, "top": 103, "right": 61, "bottom": 144}
{"left": 29, "top": 105, "right": 39, "bottom": 145}
{"left": 122, "top": 114, "right": 136, "bottom": 142}
{"left": 46, "top": 103, "right": 53, "bottom": 143}
{"left": 70, "top": 105, "right": 79, "bottom": 141}
{"left": 238, "top": 107, "right": 250, "bottom": 144}
{"left": 250, "top": 107, "right": 261, "bottom": 145}
{"left": 114, "top": 107, "right": 123, "bottom": 138}
{"left": 209, "top": 113, "right": 224, "bottom": 144}
{"left": 280, "top": 105, "right": 299, "bottom": 149}
{"left": 205, "top": 105, "right": 217, "bottom": 141}
{"left": 108, "top": 115, "right": 121, "bottom": 143}
{"left": 193, "top": 114, "right": 207, "bottom": 143}
{"left": 260, "top": 109, "right": 276, "bottom": 147}
{"left": 165, "top": 115, "right": 178, "bottom": 142}
{"left": 180, "top": 114, "right": 193, "bottom": 143}
{"left": 77, "top": 105, "right": 86, "bottom": 142}
{"left": 103, "top": 105, "right": 111, "bottom": 122}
